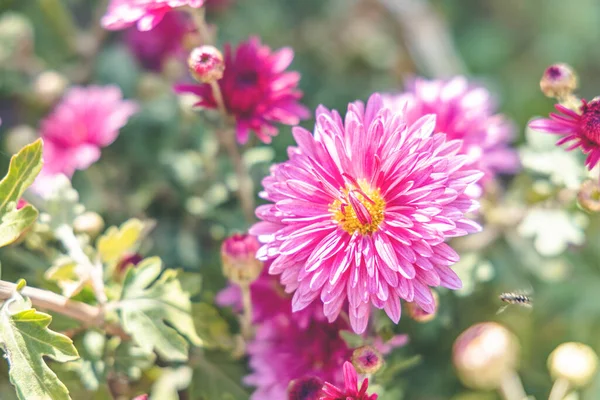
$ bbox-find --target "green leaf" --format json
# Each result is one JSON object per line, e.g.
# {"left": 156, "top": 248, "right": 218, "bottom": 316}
{"left": 113, "top": 340, "right": 156, "bottom": 381}
{"left": 190, "top": 350, "right": 249, "bottom": 400}
{"left": 150, "top": 366, "right": 192, "bottom": 400}
{"left": 117, "top": 257, "right": 202, "bottom": 361}
{"left": 192, "top": 303, "right": 233, "bottom": 350}
{"left": 0, "top": 140, "right": 43, "bottom": 247}
{"left": 0, "top": 292, "right": 79, "bottom": 400}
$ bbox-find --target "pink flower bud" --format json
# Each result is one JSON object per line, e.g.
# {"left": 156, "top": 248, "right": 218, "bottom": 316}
{"left": 453, "top": 322, "right": 520, "bottom": 390}
{"left": 351, "top": 345, "right": 383, "bottom": 375}
{"left": 406, "top": 291, "right": 439, "bottom": 323}
{"left": 221, "top": 233, "right": 263, "bottom": 285}
{"left": 287, "top": 376, "right": 324, "bottom": 400}
{"left": 540, "top": 63, "right": 578, "bottom": 98}
{"left": 188, "top": 45, "right": 225, "bottom": 84}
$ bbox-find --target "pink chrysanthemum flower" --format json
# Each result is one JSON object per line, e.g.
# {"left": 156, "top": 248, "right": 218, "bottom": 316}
{"left": 101, "top": 0, "right": 204, "bottom": 31}
{"left": 125, "top": 12, "right": 193, "bottom": 70}
{"left": 529, "top": 99, "right": 600, "bottom": 170}
{"left": 175, "top": 37, "right": 310, "bottom": 144}
{"left": 384, "top": 77, "right": 519, "bottom": 193}
{"left": 32, "top": 85, "right": 138, "bottom": 194}
{"left": 320, "top": 362, "right": 378, "bottom": 400}
{"left": 250, "top": 93, "right": 482, "bottom": 333}
{"left": 245, "top": 313, "right": 352, "bottom": 400}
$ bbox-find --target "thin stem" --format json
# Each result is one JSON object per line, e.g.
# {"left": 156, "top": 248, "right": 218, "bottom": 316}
{"left": 209, "top": 81, "right": 256, "bottom": 223}
{"left": 548, "top": 378, "right": 571, "bottom": 400}
{"left": 187, "top": 6, "right": 211, "bottom": 44}
{"left": 240, "top": 282, "right": 254, "bottom": 340}
{"left": 0, "top": 280, "right": 127, "bottom": 338}
{"left": 498, "top": 371, "right": 528, "bottom": 400}
{"left": 55, "top": 225, "right": 107, "bottom": 304}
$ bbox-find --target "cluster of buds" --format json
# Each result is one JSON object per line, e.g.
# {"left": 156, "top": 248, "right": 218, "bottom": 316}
{"left": 453, "top": 322, "right": 599, "bottom": 398}
{"left": 220, "top": 233, "right": 263, "bottom": 285}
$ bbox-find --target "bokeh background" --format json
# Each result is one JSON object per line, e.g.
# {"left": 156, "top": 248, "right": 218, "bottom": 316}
{"left": 1, "top": 0, "right": 600, "bottom": 399}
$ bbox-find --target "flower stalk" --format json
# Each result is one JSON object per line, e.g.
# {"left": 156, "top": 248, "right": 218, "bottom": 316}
{"left": 240, "top": 282, "right": 254, "bottom": 339}
{"left": 497, "top": 371, "right": 528, "bottom": 400}
{"left": 548, "top": 378, "right": 570, "bottom": 400}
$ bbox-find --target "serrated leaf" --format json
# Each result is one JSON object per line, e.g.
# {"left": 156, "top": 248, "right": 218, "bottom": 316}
{"left": 0, "top": 292, "right": 79, "bottom": 400}
{"left": 190, "top": 350, "right": 249, "bottom": 400}
{"left": 116, "top": 257, "right": 202, "bottom": 361}
{"left": 96, "top": 219, "right": 146, "bottom": 264}
{"left": 0, "top": 140, "right": 43, "bottom": 247}
{"left": 113, "top": 340, "right": 156, "bottom": 381}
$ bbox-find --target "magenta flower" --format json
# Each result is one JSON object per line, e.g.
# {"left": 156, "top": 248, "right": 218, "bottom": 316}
{"left": 320, "top": 362, "right": 378, "bottom": 400}
{"left": 245, "top": 313, "right": 352, "bottom": 400}
{"left": 216, "top": 266, "right": 323, "bottom": 330}
{"left": 175, "top": 37, "right": 310, "bottom": 144}
{"left": 529, "top": 100, "right": 600, "bottom": 170}
{"left": 101, "top": 0, "right": 204, "bottom": 31}
{"left": 32, "top": 85, "right": 138, "bottom": 194}
{"left": 125, "top": 11, "right": 194, "bottom": 70}
{"left": 250, "top": 93, "right": 482, "bottom": 333}
{"left": 385, "top": 77, "right": 519, "bottom": 192}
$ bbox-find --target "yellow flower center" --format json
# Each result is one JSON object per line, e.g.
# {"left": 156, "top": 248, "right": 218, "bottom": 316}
{"left": 330, "top": 179, "right": 386, "bottom": 235}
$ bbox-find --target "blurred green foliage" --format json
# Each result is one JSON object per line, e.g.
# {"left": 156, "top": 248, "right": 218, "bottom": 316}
{"left": 1, "top": 0, "right": 600, "bottom": 399}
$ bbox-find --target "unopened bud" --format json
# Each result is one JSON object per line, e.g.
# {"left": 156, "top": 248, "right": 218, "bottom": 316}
{"left": 4, "top": 125, "right": 37, "bottom": 155}
{"left": 578, "top": 180, "right": 600, "bottom": 213}
{"left": 548, "top": 342, "right": 598, "bottom": 388}
{"left": 453, "top": 322, "right": 520, "bottom": 390}
{"left": 540, "top": 63, "right": 578, "bottom": 99}
{"left": 221, "top": 233, "right": 263, "bottom": 285}
{"left": 287, "top": 376, "right": 323, "bottom": 400}
{"left": 33, "top": 70, "right": 68, "bottom": 106}
{"left": 132, "top": 395, "right": 148, "bottom": 400}
{"left": 0, "top": 12, "right": 34, "bottom": 64}
{"left": 73, "top": 211, "right": 105, "bottom": 238}
{"left": 352, "top": 345, "right": 383, "bottom": 375}
{"left": 406, "top": 291, "right": 439, "bottom": 323}
{"left": 188, "top": 45, "right": 224, "bottom": 83}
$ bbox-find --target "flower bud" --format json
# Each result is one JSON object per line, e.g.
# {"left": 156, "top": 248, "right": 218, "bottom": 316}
{"left": 221, "top": 233, "right": 263, "bottom": 285}
{"left": 116, "top": 252, "right": 144, "bottom": 275}
{"left": 132, "top": 395, "right": 148, "bottom": 400}
{"left": 352, "top": 345, "right": 383, "bottom": 375}
{"left": 578, "top": 180, "right": 600, "bottom": 213}
{"left": 0, "top": 12, "right": 34, "bottom": 64}
{"left": 287, "top": 376, "right": 324, "bottom": 400}
{"left": 540, "top": 63, "right": 578, "bottom": 99}
{"left": 453, "top": 322, "right": 520, "bottom": 390}
{"left": 73, "top": 211, "right": 105, "bottom": 238}
{"left": 33, "top": 70, "right": 68, "bottom": 107}
{"left": 188, "top": 45, "right": 225, "bottom": 83}
{"left": 406, "top": 291, "right": 439, "bottom": 323}
{"left": 548, "top": 342, "right": 598, "bottom": 388}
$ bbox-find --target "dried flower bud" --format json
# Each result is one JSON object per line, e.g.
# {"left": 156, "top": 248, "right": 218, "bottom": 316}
{"left": 33, "top": 70, "right": 68, "bottom": 106}
{"left": 406, "top": 291, "right": 439, "bottom": 323}
{"left": 4, "top": 125, "right": 37, "bottom": 155}
{"left": 578, "top": 180, "right": 600, "bottom": 213}
{"left": 453, "top": 322, "right": 520, "bottom": 390}
{"left": 287, "top": 376, "right": 324, "bottom": 400}
{"left": 548, "top": 342, "right": 598, "bottom": 388}
{"left": 73, "top": 211, "right": 105, "bottom": 238}
{"left": 116, "top": 252, "right": 144, "bottom": 275}
{"left": 188, "top": 45, "right": 224, "bottom": 83}
{"left": 352, "top": 345, "right": 384, "bottom": 375}
{"left": 540, "top": 63, "right": 578, "bottom": 99}
{"left": 221, "top": 233, "right": 264, "bottom": 285}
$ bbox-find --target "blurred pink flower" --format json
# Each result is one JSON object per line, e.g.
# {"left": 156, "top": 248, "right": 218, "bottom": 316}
{"left": 32, "top": 85, "right": 138, "bottom": 194}
{"left": 125, "top": 12, "right": 194, "bottom": 70}
{"left": 529, "top": 100, "right": 600, "bottom": 170}
{"left": 245, "top": 313, "right": 352, "bottom": 400}
{"left": 321, "top": 362, "right": 378, "bottom": 400}
{"left": 175, "top": 36, "right": 310, "bottom": 144}
{"left": 102, "top": 0, "right": 204, "bottom": 31}
{"left": 250, "top": 93, "right": 482, "bottom": 333}
{"left": 216, "top": 266, "right": 323, "bottom": 330}
{"left": 384, "top": 77, "right": 519, "bottom": 194}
